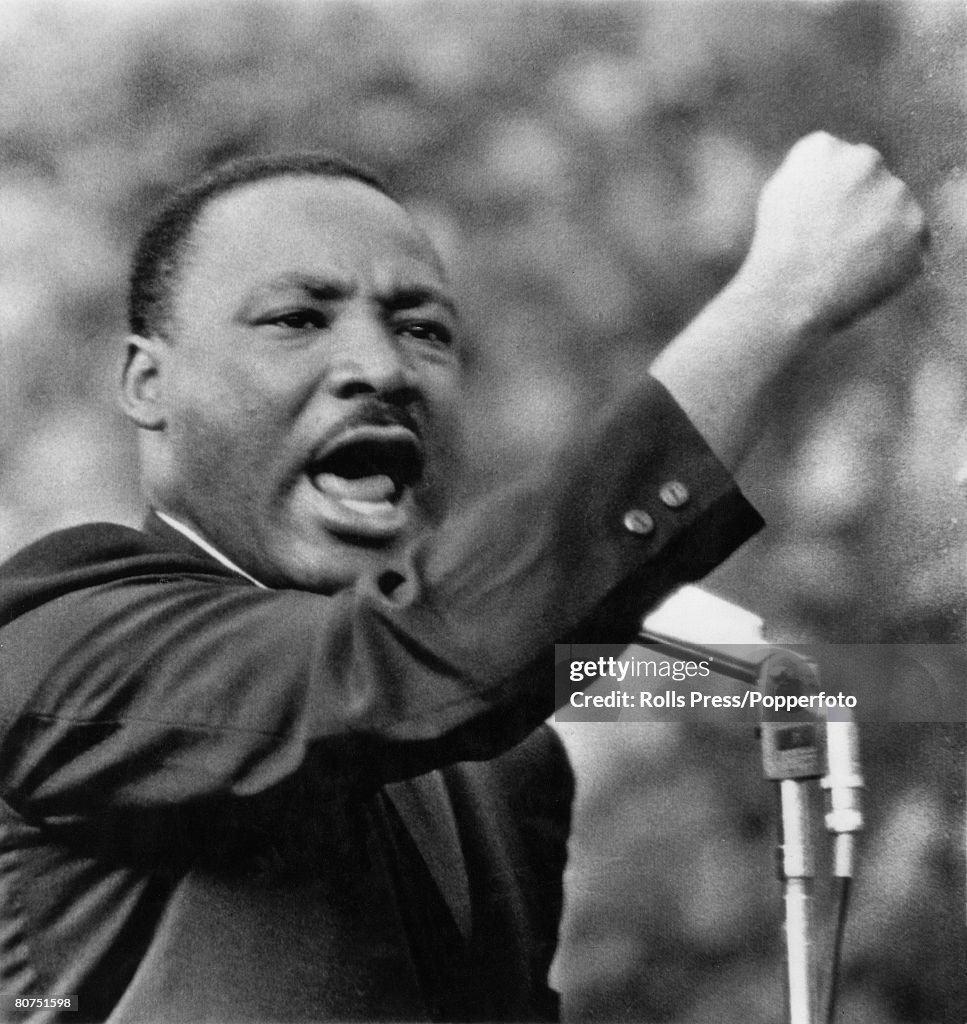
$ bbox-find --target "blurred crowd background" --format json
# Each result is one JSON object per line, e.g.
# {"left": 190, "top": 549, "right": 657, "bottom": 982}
{"left": 0, "top": 1, "right": 963, "bottom": 1021}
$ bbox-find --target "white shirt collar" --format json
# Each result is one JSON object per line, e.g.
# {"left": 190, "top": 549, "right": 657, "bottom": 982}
{"left": 154, "top": 510, "right": 268, "bottom": 590}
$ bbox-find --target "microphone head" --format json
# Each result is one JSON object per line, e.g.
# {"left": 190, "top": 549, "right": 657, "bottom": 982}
{"left": 643, "top": 585, "right": 767, "bottom": 647}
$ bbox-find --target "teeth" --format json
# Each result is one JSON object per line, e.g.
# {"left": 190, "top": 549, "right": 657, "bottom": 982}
{"left": 340, "top": 498, "right": 396, "bottom": 516}
{"left": 313, "top": 472, "right": 396, "bottom": 502}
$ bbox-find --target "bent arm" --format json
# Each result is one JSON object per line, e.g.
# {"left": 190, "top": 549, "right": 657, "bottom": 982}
{"left": 0, "top": 379, "right": 757, "bottom": 835}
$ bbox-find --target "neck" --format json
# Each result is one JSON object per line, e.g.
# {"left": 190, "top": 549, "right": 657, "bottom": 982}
{"left": 153, "top": 510, "right": 268, "bottom": 589}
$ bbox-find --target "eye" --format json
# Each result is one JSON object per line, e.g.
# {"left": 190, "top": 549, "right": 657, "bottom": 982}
{"left": 262, "top": 309, "right": 329, "bottom": 331}
{"left": 396, "top": 320, "right": 454, "bottom": 347}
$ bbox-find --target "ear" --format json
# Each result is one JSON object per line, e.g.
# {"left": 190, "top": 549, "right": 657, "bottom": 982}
{"left": 119, "top": 334, "right": 167, "bottom": 430}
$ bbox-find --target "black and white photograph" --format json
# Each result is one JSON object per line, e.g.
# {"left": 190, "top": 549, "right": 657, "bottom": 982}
{"left": 0, "top": 2, "right": 963, "bottom": 1022}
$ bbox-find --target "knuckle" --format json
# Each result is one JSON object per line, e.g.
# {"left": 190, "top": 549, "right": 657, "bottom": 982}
{"left": 883, "top": 176, "right": 906, "bottom": 202}
{"left": 805, "top": 130, "right": 836, "bottom": 147}
{"left": 907, "top": 197, "right": 926, "bottom": 225}
{"left": 790, "top": 131, "right": 830, "bottom": 159}
{"left": 910, "top": 206, "right": 930, "bottom": 245}
{"left": 855, "top": 142, "right": 883, "bottom": 166}
{"left": 878, "top": 176, "right": 908, "bottom": 212}
{"left": 837, "top": 142, "right": 884, "bottom": 183}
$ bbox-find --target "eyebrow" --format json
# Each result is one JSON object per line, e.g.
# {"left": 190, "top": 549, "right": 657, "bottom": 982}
{"left": 385, "top": 287, "right": 460, "bottom": 321}
{"left": 239, "top": 274, "right": 459, "bottom": 321}
{"left": 244, "top": 274, "right": 352, "bottom": 305}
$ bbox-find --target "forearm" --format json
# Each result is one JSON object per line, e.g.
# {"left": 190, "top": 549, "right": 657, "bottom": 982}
{"left": 649, "top": 271, "right": 816, "bottom": 469}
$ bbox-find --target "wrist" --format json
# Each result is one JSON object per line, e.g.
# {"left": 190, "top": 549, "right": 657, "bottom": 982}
{"left": 649, "top": 270, "right": 823, "bottom": 470}
{"left": 727, "top": 258, "right": 835, "bottom": 344}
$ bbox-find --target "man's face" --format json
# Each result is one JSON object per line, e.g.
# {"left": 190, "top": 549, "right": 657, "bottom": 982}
{"left": 151, "top": 174, "right": 462, "bottom": 590}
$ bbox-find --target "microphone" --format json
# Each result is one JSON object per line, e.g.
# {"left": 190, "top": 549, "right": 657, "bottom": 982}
{"left": 639, "top": 585, "right": 769, "bottom": 683}
{"left": 643, "top": 585, "right": 766, "bottom": 645}
{"left": 641, "top": 586, "right": 865, "bottom": 875}
{"left": 822, "top": 716, "right": 864, "bottom": 878}
{"left": 640, "top": 587, "right": 865, "bottom": 1024}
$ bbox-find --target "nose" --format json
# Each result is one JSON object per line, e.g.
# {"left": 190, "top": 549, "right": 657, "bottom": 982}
{"left": 327, "top": 314, "right": 415, "bottom": 402}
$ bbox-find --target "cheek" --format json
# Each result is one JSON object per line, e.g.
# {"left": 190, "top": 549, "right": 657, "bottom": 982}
{"left": 172, "top": 405, "right": 244, "bottom": 490}
{"left": 423, "top": 361, "right": 462, "bottom": 420}
{"left": 418, "top": 367, "right": 464, "bottom": 507}
{"left": 168, "top": 355, "right": 299, "bottom": 466}
{"left": 431, "top": 369, "right": 464, "bottom": 449}
{"left": 172, "top": 398, "right": 287, "bottom": 506}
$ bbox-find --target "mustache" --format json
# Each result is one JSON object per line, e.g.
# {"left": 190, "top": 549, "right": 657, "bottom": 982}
{"left": 330, "top": 398, "right": 423, "bottom": 438}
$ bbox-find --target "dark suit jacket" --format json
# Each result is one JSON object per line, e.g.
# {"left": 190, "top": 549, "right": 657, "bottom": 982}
{"left": 0, "top": 379, "right": 762, "bottom": 1022}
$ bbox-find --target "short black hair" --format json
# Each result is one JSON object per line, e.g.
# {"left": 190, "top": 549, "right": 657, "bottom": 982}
{"left": 128, "top": 151, "right": 394, "bottom": 339}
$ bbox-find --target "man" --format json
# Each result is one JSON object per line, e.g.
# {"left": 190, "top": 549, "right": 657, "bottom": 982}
{"left": 0, "top": 134, "right": 925, "bottom": 1023}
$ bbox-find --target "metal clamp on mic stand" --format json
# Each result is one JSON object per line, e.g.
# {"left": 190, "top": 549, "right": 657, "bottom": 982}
{"left": 638, "top": 590, "right": 864, "bottom": 1024}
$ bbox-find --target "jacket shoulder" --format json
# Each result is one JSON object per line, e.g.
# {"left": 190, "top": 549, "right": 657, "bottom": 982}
{"left": 0, "top": 523, "right": 228, "bottom": 628}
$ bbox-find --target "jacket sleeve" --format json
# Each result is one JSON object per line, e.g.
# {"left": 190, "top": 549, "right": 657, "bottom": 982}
{"left": 0, "top": 377, "right": 762, "bottom": 833}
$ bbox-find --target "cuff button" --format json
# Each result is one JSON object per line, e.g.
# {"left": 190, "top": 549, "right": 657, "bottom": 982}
{"left": 623, "top": 509, "right": 655, "bottom": 536}
{"left": 659, "top": 480, "right": 690, "bottom": 509}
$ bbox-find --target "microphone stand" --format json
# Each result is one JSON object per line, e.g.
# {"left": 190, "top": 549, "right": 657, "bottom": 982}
{"left": 756, "top": 649, "right": 824, "bottom": 1024}
{"left": 636, "top": 625, "right": 859, "bottom": 1024}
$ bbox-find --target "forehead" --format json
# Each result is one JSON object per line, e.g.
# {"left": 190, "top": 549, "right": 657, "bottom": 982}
{"left": 177, "top": 175, "right": 447, "bottom": 305}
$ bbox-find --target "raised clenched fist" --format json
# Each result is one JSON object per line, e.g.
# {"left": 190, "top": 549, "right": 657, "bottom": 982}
{"left": 650, "top": 133, "right": 931, "bottom": 467}
{"left": 734, "top": 132, "right": 928, "bottom": 333}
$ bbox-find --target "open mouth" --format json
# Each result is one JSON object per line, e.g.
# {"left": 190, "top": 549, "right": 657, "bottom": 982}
{"left": 305, "top": 426, "right": 424, "bottom": 539}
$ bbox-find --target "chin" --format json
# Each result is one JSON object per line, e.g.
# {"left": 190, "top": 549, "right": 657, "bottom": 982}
{"left": 264, "top": 534, "right": 404, "bottom": 594}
